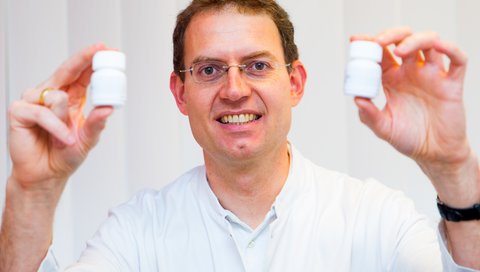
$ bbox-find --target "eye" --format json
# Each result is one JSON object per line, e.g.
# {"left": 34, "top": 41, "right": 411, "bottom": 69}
{"left": 253, "top": 62, "right": 267, "bottom": 70}
{"left": 194, "top": 62, "right": 224, "bottom": 81}
{"left": 249, "top": 61, "right": 270, "bottom": 71}
{"left": 245, "top": 60, "right": 273, "bottom": 77}
{"left": 198, "top": 64, "right": 221, "bottom": 76}
{"left": 202, "top": 66, "right": 216, "bottom": 75}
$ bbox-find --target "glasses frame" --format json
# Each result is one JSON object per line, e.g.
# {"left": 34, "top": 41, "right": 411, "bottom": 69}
{"left": 178, "top": 60, "right": 291, "bottom": 84}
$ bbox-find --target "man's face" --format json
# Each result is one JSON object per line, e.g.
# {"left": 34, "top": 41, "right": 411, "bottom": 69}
{"left": 170, "top": 8, "right": 306, "bottom": 164}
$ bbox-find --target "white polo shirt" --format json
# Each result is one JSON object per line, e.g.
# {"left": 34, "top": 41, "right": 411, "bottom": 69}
{"left": 40, "top": 145, "right": 476, "bottom": 271}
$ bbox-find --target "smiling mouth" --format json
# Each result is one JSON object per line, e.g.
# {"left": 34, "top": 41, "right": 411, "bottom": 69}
{"left": 217, "top": 114, "right": 261, "bottom": 125}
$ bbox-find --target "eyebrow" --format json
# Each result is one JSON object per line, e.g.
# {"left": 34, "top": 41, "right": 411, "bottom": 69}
{"left": 190, "top": 51, "right": 279, "bottom": 66}
{"left": 241, "top": 51, "right": 279, "bottom": 62}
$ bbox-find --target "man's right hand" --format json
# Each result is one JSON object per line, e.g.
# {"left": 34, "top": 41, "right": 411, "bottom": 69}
{"left": 9, "top": 43, "right": 113, "bottom": 194}
{"left": 1, "top": 43, "right": 114, "bottom": 271}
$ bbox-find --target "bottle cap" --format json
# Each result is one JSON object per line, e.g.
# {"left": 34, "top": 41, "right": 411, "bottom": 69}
{"left": 349, "top": 41, "right": 383, "bottom": 63}
{"left": 92, "top": 51, "right": 126, "bottom": 71}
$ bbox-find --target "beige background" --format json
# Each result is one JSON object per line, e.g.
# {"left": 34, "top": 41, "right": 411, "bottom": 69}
{"left": 1, "top": 0, "right": 479, "bottom": 268}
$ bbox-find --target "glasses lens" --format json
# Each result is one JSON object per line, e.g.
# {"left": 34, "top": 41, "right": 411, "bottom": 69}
{"left": 188, "top": 59, "right": 288, "bottom": 84}
{"left": 192, "top": 61, "right": 225, "bottom": 83}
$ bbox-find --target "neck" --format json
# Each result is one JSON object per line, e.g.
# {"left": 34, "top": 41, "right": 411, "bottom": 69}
{"left": 204, "top": 143, "right": 290, "bottom": 229}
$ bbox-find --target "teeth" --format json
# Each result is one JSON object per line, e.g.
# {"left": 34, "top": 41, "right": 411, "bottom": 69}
{"left": 219, "top": 114, "right": 259, "bottom": 124}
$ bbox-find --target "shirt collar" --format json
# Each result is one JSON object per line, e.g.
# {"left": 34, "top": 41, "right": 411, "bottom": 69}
{"left": 194, "top": 142, "right": 305, "bottom": 224}
{"left": 271, "top": 143, "right": 306, "bottom": 219}
{"left": 195, "top": 167, "right": 230, "bottom": 220}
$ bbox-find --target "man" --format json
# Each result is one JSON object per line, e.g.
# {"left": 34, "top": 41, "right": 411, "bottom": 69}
{"left": 1, "top": 0, "right": 479, "bottom": 271}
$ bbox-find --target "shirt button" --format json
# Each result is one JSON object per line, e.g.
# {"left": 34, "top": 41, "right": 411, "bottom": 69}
{"left": 248, "top": 240, "right": 255, "bottom": 248}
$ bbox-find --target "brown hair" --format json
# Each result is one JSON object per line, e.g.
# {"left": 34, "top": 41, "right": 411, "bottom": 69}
{"left": 173, "top": 0, "right": 298, "bottom": 81}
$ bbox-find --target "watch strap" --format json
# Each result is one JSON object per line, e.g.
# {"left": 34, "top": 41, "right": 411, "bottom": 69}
{"left": 437, "top": 197, "right": 480, "bottom": 222}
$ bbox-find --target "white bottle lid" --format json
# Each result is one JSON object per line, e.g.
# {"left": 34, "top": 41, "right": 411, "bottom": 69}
{"left": 92, "top": 51, "right": 126, "bottom": 71}
{"left": 349, "top": 41, "right": 383, "bottom": 63}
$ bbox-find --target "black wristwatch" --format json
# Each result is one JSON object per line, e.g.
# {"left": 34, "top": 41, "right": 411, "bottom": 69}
{"left": 437, "top": 197, "right": 480, "bottom": 222}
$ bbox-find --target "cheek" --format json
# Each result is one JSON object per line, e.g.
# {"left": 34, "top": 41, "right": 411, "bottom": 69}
{"left": 267, "top": 79, "right": 294, "bottom": 108}
{"left": 183, "top": 84, "right": 213, "bottom": 114}
{"left": 183, "top": 86, "right": 219, "bottom": 130}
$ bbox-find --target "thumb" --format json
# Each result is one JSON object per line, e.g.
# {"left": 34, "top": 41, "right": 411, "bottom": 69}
{"left": 354, "top": 97, "right": 391, "bottom": 141}
{"left": 80, "top": 106, "right": 114, "bottom": 148}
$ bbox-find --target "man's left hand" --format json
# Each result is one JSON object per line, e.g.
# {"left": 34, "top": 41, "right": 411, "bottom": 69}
{"left": 352, "top": 27, "right": 480, "bottom": 208}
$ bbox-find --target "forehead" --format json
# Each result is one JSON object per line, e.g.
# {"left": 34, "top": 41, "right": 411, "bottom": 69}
{"left": 183, "top": 8, "right": 284, "bottom": 64}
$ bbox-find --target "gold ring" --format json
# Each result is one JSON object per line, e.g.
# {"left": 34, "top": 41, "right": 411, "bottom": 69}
{"left": 39, "top": 88, "right": 53, "bottom": 105}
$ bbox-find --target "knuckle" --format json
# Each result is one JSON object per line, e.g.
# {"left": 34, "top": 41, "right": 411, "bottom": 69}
{"left": 8, "top": 100, "right": 23, "bottom": 118}
{"left": 20, "top": 88, "right": 35, "bottom": 100}
{"left": 32, "top": 106, "right": 42, "bottom": 119}
{"left": 32, "top": 104, "right": 49, "bottom": 120}
{"left": 60, "top": 66, "right": 74, "bottom": 81}
{"left": 49, "top": 90, "right": 68, "bottom": 104}
{"left": 425, "top": 31, "right": 440, "bottom": 40}
{"left": 57, "top": 90, "right": 69, "bottom": 102}
{"left": 399, "top": 26, "right": 412, "bottom": 34}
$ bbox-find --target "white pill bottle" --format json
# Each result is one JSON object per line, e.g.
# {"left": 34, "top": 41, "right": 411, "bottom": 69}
{"left": 344, "top": 41, "right": 383, "bottom": 98}
{"left": 90, "top": 51, "right": 127, "bottom": 107}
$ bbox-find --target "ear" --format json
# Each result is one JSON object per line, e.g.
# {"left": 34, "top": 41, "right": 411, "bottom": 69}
{"left": 170, "top": 71, "right": 188, "bottom": 115}
{"left": 289, "top": 60, "right": 307, "bottom": 107}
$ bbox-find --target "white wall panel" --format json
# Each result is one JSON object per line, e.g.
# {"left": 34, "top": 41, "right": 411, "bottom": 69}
{"left": 457, "top": 0, "right": 480, "bottom": 162}
{"left": 0, "top": 0, "right": 7, "bottom": 211}
{"left": 121, "top": 0, "right": 204, "bottom": 196}
{"left": 66, "top": 0, "right": 129, "bottom": 265}
{"left": 281, "top": 0, "right": 349, "bottom": 174}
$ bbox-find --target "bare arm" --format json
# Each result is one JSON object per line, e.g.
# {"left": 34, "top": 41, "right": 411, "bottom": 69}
{"left": 352, "top": 28, "right": 480, "bottom": 269}
{"left": 0, "top": 44, "right": 113, "bottom": 271}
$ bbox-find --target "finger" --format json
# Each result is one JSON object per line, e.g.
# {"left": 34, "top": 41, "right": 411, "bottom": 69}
{"left": 349, "top": 34, "right": 399, "bottom": 72}
{"left": 375, "top": 27, "right": 412, "bottom": 70}
{"left": 375, "top": 26, "right": 412, "bottom": 47}
{"left": 76, "top": 66, "right": 94, "bottom": 89}
{"left": 80, "top": 106, "right": 114, "bottom": 148}
{"left": 433, "top": 40, "right": 468, "bottom": 80}
{"left": 63, "top": 48, "right": 119, "bottom": 104}
{"left": 423, "top": 48, "right": 444, "bottom": 67}
{"left": 394, "top": 32, "right": 441, "bottom": 64}
{"left": 21, "top": 87, "right": 56, "bottom": 104}
{"left": 354, "top": 97, "right": 391, "bottom": 141}
{"left": 9, "top": 101, "right": 75, "bottom": 145}
{"left": 38, "top": 43, "right": 107, "bottom": 90}
{"left": 350, "top": 34, "right": 375, "bottom": 42}
{"left": 380, "top": 46, "right": 400, "bottom": 73}
{"left": 21, "top": 89, "right": 70, "bottom": 123}
{"left": 68, "top": 66, "right": 94, "bottom": 103}
{"left": 42, "top": 90, "right": 70, "bottom": 123}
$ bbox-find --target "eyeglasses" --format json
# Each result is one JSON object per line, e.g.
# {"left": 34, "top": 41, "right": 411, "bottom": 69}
{"left": 179, "top": 59, "right": 291, "bottom": 84}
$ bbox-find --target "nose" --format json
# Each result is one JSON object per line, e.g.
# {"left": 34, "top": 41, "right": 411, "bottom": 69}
{"left": 218, "top": 66, "right": 251, "bottom": 102}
